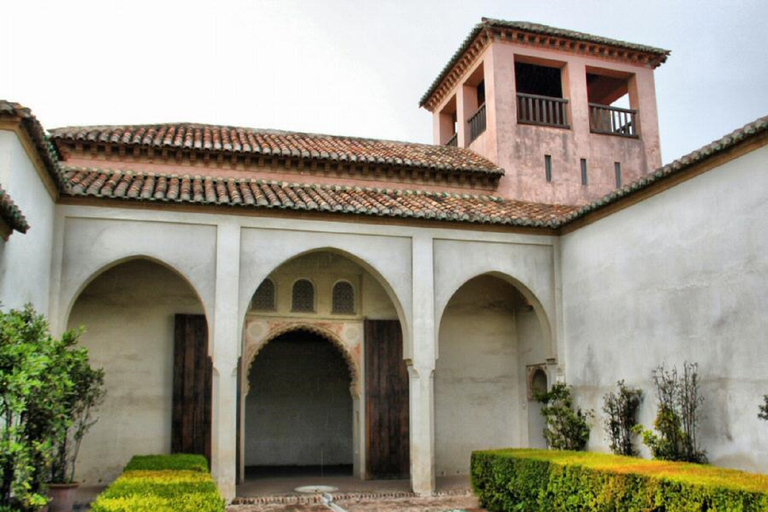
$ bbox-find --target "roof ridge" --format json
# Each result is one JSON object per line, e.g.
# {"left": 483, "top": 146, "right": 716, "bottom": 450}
{"left": 50, "top": 122, "right": 461, "bottom": 151}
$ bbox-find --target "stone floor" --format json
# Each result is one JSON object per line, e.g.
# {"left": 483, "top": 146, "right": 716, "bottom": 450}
{"left": 230, "top": 474, "right": 484, "bottom": 511}
{"left": 227, "top": 494, "right": 483, "bottom": 512}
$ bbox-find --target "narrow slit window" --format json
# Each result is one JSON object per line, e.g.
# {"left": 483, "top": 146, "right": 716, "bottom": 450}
{"left": 545, "top": 155, "right": 552, "bottom": 182}
{"left": 615, "top": 162, "right": 622, "bottom": 188}
{"left": 581, "top": 158, "right": 588, "bottom": 185}
{"left": 251, "top": 278, "right": 276, "bottom": 311}
{"left": 332, "top": 281, "right": 355, "bottom": 314}
{"left": 291, "top": 279, "right": 315, "bottom": 312}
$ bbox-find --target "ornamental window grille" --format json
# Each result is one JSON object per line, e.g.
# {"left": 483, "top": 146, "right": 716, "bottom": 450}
{"left": 291, "top": 279, "right": 315, "bottom": 312}
{"left": 332, "top": 281, "right": 355, "bottom": 314}
{"left": 251, "top": 278, "right": 276, "bottom": 311}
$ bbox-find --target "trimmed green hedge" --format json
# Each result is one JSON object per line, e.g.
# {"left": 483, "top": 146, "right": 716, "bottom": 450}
{"left": 471, "top": 449, "right": 768, "bottom": 512}
{"left": 90, "top": 455, "right": 224, "bottom": 512}
{"left": 123, "top": 454, "right": 209, "bottom": 472}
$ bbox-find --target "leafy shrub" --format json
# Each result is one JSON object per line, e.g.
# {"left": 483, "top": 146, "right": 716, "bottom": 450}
{"left": 49, "top": 346, "right": 105, "bottom": 483}
{"left": 602, "top": 380, "right": 643, "bottom": 456}
{"left": 124, "top": 454, "right": 208, "bottom": 473}
{"left": 760, "top": 395, "right": 768, "bottom": 421}
{"left": 0, "top": 305, "right": 96, "bottom": 511}
{"left": 471, "top": 448, "right": 768, "bottom": 512}
{"left": 635, "top": 362, "right": 706, "bottom": 463}
{"left": 90, "top": 456, "right": 224, "bottom": 512}
{"left": 535, "top": 383, "right": 592, "bottom": 451}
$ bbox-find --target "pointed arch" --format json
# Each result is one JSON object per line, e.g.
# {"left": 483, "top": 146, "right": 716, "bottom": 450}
{"left": 61, "top": 254, "right": 211, "bottom": 348}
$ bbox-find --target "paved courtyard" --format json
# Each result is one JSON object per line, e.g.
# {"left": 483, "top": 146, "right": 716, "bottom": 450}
{"left": 227, "top": 492, "right": 483, "bottom": 512}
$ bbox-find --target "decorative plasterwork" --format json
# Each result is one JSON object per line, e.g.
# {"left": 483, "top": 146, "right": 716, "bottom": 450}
{"left": 242, "top": 318, "right": 363, "bottom": 398}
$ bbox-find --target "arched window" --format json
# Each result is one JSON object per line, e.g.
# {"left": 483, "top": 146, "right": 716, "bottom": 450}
{"left": 530, "top": 368, "right": 548, "bottom": 401}
{"left": 251, "top": 278, "right": 276, "bottom": 311}
{"left": 291, "top": 279, "right": 315, "bottom": 312}
{"left": 332, "top": 281, "right": 355, "bottom": 314}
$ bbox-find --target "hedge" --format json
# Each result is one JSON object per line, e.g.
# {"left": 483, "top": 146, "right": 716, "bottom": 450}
{"left": 471, "top": 449, "right": 768, "bottom": 512}
{"left": 90, "top": 455, "right": 224, "bottom": 512}
{"left": 123, "top": 454, "right": 209, "bottom": 472}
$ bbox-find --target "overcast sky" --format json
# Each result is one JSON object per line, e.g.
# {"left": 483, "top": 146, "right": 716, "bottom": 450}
{"left": 2, "top": 0, "right": 766, "bottom": 164}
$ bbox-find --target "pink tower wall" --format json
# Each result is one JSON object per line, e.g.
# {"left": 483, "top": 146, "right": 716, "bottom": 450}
{"left": 433, "top": 40, "right": 663, "bottom": 206}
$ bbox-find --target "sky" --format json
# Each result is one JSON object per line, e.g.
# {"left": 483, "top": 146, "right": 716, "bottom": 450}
{"left": 2, "top": 0, "right": 766, "bottom": 164}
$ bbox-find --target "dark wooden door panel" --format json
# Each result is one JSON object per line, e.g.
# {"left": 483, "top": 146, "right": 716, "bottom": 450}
{"left": 365, "top": 319, "right": 409, "bottom": 479}
{"left": 172, "top": 314, "right": 212, "bottom": 462}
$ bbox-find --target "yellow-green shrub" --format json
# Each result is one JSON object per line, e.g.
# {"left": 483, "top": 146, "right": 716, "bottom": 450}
{"left": 471, "top": 449, "right": 768, "bottom": 512}
{"left": 90, "top": 456, "right": 224, "bottom": 512}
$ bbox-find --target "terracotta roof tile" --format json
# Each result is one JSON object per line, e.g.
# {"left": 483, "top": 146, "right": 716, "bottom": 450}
{"left": 61, "top": 166, "right": 575, "bottom": 228}
{"left": 0, "top": 184, "right": 30, "bottom": 235}
{"left": 420, "top": 18, "right": 670, "bottom": 108}
{"left": 50, "top": 123, "right": 503, "bottom": 177}
{"left": 562, "top": 115, "right": 768, "bottom": 223}
{"left": 0, "top": 101, "right": 67, "bottom": 188}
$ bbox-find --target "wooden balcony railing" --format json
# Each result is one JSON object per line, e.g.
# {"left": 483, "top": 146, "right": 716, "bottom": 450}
{"left": 517, "top": 93, "right": 569, "bottom": 128}
{"left": 468, "top": 104, "right": 486, "bottom": 142}
{"left": 446, "top": 132, "right": 458, "bottom": 147}
{"left": 589, "top": 103, "right": 638, "bottom": 137}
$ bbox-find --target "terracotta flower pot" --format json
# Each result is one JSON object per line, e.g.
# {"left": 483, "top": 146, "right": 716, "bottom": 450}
{"left": 47, "top": 482, "right": 80, "bottom": 512}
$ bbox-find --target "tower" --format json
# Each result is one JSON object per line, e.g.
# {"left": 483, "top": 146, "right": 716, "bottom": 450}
{"left": 421, "top": 19, "right": 669, "bottom": 205}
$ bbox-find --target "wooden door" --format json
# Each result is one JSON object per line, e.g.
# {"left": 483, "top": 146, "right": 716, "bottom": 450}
{"left": 172, "top": 314, "right": 212, "bottom": 462}
{"left": 365, "top": 319, "right": 410, "bottom": 479}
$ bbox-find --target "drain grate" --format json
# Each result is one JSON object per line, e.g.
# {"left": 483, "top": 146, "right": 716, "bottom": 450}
{"left": 294, "top": 485, "right": 339, "bottom": 494}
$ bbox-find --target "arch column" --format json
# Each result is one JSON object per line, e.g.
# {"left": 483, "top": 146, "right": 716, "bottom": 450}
{"left": 409, "top": 233, "right": 436, "bottom": 495}
{"left": 211, "top": 221, "right": 240, "bottom": 502}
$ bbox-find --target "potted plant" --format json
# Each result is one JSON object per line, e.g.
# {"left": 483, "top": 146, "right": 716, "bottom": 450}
{"left": 45, "top": 343, "right": 105, "bottom": 512}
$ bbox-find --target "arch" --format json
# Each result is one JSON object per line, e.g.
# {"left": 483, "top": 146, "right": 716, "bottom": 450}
{"left": 243, "top": 322, "right": 361, "bottom": 399}
{"left": 436, "top": 270, "right": 554, "bottom": 360}
{"left": 291, "top": 278, "right": 316, "bottom": 312}
{"left": 332, "top": 280, "right": 356, "bottom": 314}
{"left": 62, "top": 254, "right": 211, "bottom": 343}
{"left": 239, "top": 246, "right": 410, "bottom": 357}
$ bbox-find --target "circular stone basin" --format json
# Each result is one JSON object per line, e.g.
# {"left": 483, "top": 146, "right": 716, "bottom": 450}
{"left": 294, "top": 485, "right": 339, "bottom": 494}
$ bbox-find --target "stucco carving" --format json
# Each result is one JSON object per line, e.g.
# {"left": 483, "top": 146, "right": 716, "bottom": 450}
{"left": 242, "top": 317, "right": 363, "bottom": 398}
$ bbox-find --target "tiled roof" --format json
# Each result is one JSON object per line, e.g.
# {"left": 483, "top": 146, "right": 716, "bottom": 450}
{"left": 420, "top": 18, "right": 670, "bottom": 108}
{"left": 0, "top": 185, "right": 30, "bottom": 235}
{"left": 61, "top": 166, "right": 576, "bottom": 228}
{"left": 0, "top": 101, "right": 67, "bottom": 188}
{"left": 562, "top": 115, "right": 768, "bottom": 224}
{"left": 50, "top": 124, "right": 503, "bottom": 176}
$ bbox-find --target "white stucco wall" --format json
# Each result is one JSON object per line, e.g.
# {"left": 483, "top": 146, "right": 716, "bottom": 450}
{"left": 0, "top": 130, "right": 55, "bottom": 314}
{"left": 435, "top": 276, "right": 521, "bottom": 475}
{"left": 435, "top": 275, "right": 549, "bottom": 475}
{"left": 68, "top": 259, "right": 205, "bottom": 483}
{"left": 561, "top": 145, "right": 768, "bottom": 472}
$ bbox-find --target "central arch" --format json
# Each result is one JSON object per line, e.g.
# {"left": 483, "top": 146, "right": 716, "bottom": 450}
{"left": 243, "top": 326, "right": 357, "bottom": 478}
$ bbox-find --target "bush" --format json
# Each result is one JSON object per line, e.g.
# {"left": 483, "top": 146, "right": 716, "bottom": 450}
{"left": 636, "top": 362, "right": 706, "bottom": 463}
{"left": 535, "top": 383, "right": 592, "bottom": 451}
{"left": 0, "top": 305, "right": 92, "bottom": 511}
{"left": 760, "top": 395, "right": 768, "bottom": 421}
{"left": 602, "top": 380, "right": 643, "bottom": 456}
{"left": 90, "top": 456, "right": 224, "bottom": 512}
{"left": 124, "top": 454, "right": 208, "bottom": 473}
{"left": 471, "top": 448, "right": 768, "bottom": 512}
